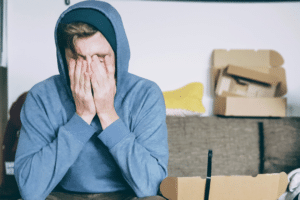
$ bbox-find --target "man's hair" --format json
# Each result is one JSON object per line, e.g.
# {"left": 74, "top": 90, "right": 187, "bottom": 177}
{"left": 58, "top": 22, "right": 98, "bottom": 55}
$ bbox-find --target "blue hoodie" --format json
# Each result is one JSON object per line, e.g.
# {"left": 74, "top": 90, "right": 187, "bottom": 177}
{"left": 14, "top": 1, "right": 169, "bottom": 199}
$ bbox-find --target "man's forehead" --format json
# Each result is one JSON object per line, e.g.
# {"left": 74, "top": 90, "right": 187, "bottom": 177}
{"left": 72, "top": 32, "right": 113, "bottom": 58}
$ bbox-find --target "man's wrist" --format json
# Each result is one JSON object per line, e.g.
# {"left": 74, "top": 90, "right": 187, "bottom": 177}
{"left": 76, "top": 112, "right": 94, "bottom": 125}
{"left": 98, "top": 110, "right": 119, "bottom": 130}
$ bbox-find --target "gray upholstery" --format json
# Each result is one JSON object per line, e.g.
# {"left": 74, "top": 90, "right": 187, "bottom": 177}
{"left": 166, "top": 116, "right": 260, "bottom": 178}
{"left": 263, "top": 117, "right": 300, "bottom": 174}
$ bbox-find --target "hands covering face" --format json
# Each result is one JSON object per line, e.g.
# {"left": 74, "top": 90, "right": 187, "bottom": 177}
{"left": 68, "top": 54, "right": 116, "bottom": 125}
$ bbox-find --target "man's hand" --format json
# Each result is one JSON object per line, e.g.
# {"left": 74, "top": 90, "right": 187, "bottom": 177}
{"left": 69, "top": 57, "right": 96, "bottom": 125}
{"left": 90, "top": 54, "right": 119, "bottom": 130}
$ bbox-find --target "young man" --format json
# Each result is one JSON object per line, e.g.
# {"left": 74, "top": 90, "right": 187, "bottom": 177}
{"left": 14, "top": 1, "right": 168, "bottom": 200}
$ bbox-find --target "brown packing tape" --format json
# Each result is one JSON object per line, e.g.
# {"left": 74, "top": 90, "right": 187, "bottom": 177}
{"left": 160, "top": 173, "right": 288, "bottom": 200}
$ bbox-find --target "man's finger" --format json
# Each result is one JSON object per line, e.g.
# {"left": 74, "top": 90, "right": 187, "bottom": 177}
{"left": 75, "top": 58, "right": 83, "bottom": 87}
{"left": 80, "top": 60, "right": 87, "bottom": 89}
{"left": 105, "top": 55, "right": 115, "bottom": 77}
{"left": 90, "top": 72, "right": 101, "bottom": 94}
{"left": 91, "top": 55, "right": 107, "bottom": 78}
{"left": 68, "top": 58, "right": 76, "bottom": 89}
{"left": 86, "top": 55, "right": 93, "bottom": 77}
{"left": 84, "top": 71, "right": 92, "bottom": 94}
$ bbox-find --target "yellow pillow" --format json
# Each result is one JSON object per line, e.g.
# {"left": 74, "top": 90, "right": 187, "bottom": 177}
{"left": 163, "top": 82, "right": 205, "bottom": 116}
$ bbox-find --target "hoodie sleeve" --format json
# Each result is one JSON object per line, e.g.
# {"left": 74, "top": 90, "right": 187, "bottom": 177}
{"left": 14, "top": 91, "right": 97, "bottom": 200}
{"left": 98, "top": 83, "right": 169, "bottom": 198}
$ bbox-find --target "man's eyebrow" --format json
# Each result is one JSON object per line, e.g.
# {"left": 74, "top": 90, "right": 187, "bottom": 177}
{"left": 77, "top": 53, "right": 108, "bottom": 59}
{"left": 76, "top": 54, "right": 86, "bottom": 59}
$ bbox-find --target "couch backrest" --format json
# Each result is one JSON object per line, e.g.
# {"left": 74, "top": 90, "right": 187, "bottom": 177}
{"left": 166, "top": 116, "right": 260, "bottom": 178}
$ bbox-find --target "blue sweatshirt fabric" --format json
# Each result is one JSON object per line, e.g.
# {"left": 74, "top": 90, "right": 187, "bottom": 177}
{"left": 14, "top": 1, "right": 169, "bottom": 200}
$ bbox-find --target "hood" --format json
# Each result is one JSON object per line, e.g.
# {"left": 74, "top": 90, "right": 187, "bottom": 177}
{"left": 54, "top": 0, "right": 130, "bottom": 98}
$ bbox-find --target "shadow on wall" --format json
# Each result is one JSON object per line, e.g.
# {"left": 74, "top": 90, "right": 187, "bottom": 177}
{"left": 287, "top": 104, "right": 300, "bottom": 117}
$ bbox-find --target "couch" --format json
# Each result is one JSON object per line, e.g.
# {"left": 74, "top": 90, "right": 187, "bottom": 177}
{"left": 1, "top": 115, "right": 300, "bottom": 199}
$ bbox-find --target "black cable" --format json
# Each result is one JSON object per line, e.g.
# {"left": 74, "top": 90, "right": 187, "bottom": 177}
{"left": 258, "top": 122, "right": 264, "bottom": 174}
{"left": 204, "top": 149, "right": 213, "bottom": 200}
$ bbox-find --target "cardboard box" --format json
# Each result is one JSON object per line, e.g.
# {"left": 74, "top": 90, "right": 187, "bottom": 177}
{"left": 213, "top": 49, "right": 287, "bottom": 117}
{"left": 214, "top": 96, "right": 287, "bottom": 117}
{"left": 160, "top": 172, "right": 288, "bottom": 200}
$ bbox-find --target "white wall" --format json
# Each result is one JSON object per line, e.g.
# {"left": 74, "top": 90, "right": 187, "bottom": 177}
{"left": 7, "top": 0, "right": 300, "bottom": 116}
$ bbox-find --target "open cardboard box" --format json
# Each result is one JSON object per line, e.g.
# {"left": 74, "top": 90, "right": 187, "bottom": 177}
{"left": 160, "top": 172, "right": 288, "bottom": 200}
{"left": 212, "top": 49, "right": 287, "bottom": 117}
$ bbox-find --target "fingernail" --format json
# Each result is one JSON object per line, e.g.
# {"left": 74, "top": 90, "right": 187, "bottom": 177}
{"left": 92, "top": 55, "right": 98, "bottom": 60}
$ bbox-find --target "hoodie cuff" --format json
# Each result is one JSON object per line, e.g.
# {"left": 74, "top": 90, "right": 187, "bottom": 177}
{"left": 98, "top": 118, "right": 130, "bottom": 149}
{"left": 64, "top": 113, "right": 97, "bottom": 144}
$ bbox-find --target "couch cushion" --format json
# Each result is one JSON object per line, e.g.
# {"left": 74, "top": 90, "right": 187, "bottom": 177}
{"left": 166, "top": 116, "right": 260, "bottom": 178}
{"left": 263, "top": 117, "right": 300, "bottom": 174}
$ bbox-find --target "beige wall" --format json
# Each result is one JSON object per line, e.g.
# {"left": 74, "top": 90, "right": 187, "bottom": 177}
{"left": 7, "top": 0, "right": 300, "bottom": 116}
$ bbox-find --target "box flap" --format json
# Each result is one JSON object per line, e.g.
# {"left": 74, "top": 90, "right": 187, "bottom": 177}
{"left": 160, "top": 173, "right": 288, "bottom": 200}
{"left": 277, "top": 172, "right": 289, "bottom": 199}
{"left": 270, "top": 50, "right": 285, "bottom": 67}
{"left": 160, "top": 177, "right": 178, "bottom": 200}
{"left": 213, "top": 49, "right": 284, "bottom": 70}
{"left": 226, "top": 65, "right": 278, "bottom": 85}
{"left": 269, "top": 66, "right": 287, "bottom": 97}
